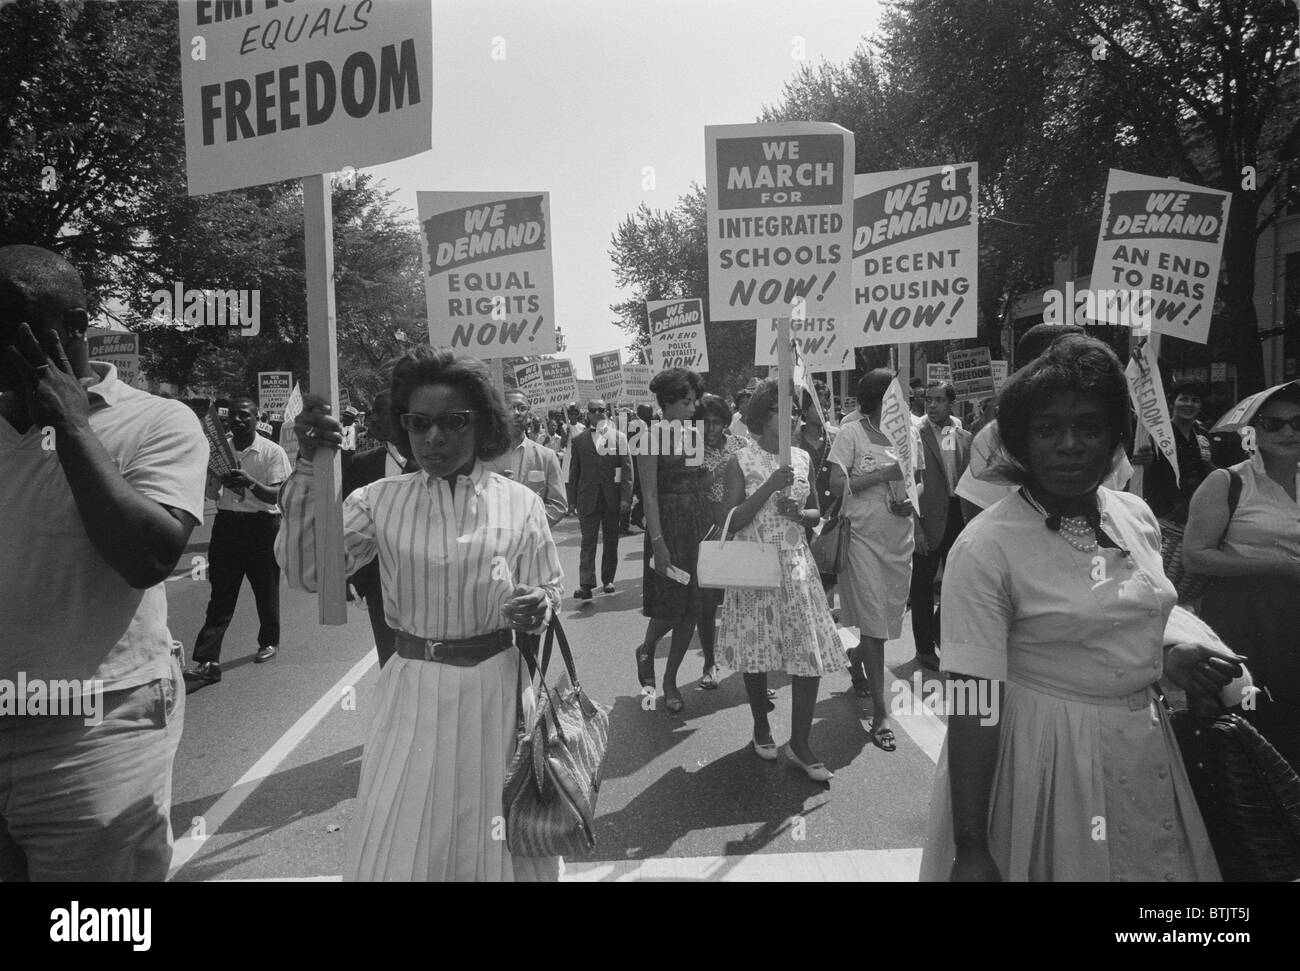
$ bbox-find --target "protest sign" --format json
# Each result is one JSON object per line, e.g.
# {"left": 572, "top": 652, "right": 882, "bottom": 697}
{"left": 926, "top": 363, "right": 951, "bottom": 385}
{"left": 539, "top": 359, "right": 578, "bottom": 411}
{"left": 852, "top": 164, "right": 979, "bottom": 347}
{"left": 754, "top": 316, "right": 854, "bottom": 370}
{"left": 514, "top": 361, "right": 545, "bottom": 406}
{"left": 646, "top": 298, "right": 708, "bottom": 372}
{"left": 1126, "top": 337, "right": 1180, "bottom": 487}
{"left": 280, "top": 381, "right": 303, "bottom": 465}
{"left": 1090, "top": 170, "right": 1230, "bottom": 344}
{"left": 705, "top": 122, "right": 856, "bottom": 321}
{"left": 621, "top": 362, "right": 655, "bottom": 410}
{"left": 177, "top": 1, "right": 433, "bottom": 196}
{"left": 417, "top": 191, "right": 557, "bottom": 358}
{"left": 990, "top": 360, "right": 1008, "bottom": 392}
{"left": 590, "top": 350, "right": 624, "bottom": 403}
{"left": 575, "top": 379, "right": 599, "bottom": 406}
{"left": 947, "top": 347, "right": 995, "bottom": 402}
{"left": 258, "top": 371, "right": 293, "bottom": 418}
{"left": 201, "top": 402, "right": 239, "bottom": 480}
{"left": 85, "top": 331, "right": 141, "bottom": 387}
{"left": 879, "top": 378, "right": 919, "bottom": 512}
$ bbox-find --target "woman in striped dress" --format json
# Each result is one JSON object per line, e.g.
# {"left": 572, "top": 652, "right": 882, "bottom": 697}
{"left": 278, "top": 347, "right": 563, "bottom": 881}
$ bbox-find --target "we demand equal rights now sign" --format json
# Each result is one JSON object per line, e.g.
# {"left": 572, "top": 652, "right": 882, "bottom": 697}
{"left": 1089, "top": 170, "right": 1230, "bottom": 345}
{"left": 179, "top": 0, "right": 432, "bottom": 196}
{"left": 418, "top": 192, "right": 558, "bottom": 358}
{"left": 705, "top": 122, "right": 855, "bottom": 322}
{"left": 853, "top": 164, "right": 979, "bottom": 347}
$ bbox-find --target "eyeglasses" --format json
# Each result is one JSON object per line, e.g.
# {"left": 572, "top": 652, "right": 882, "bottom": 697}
{"left": 1029, "top": 418, "right": 1109, "bottom": 442}
{"left": 399, "top": 411, "right": 477, "bottom": 434}
{"left": 588, "top": 406, "right": 607, "bottom": 414}
{"left": 507, "top": 403, "right": 530, "bottom": 414}
{"left": 1255, "top": 416, "right": 1300, "bottom": 433}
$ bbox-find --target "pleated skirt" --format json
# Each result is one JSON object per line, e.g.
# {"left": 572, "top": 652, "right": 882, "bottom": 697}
{"left": 344, "top": 650, "right": 562, "bottom": 882}
{"left": 919, "top": 680, "right": 1221, "bottom": 882}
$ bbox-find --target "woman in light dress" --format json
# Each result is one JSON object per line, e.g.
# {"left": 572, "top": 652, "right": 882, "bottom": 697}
{"left": 281, "top": 347, "right": 563, "bottom": 882}
{"left": 716, "top": 378, "right": 846, "bottom": 781}
{"left": 828, "top": 369, "right": 919, "bottom": 752}
{"left": 921, "top": 335, "right": 1242, "bottom": 881}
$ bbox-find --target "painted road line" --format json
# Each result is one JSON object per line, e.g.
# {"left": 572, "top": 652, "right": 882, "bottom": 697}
{"left": 837, "top": 626, "right": 945, "bottom": 764}
{"left": 168, "top": 650, "right": 377, "bottom": 878}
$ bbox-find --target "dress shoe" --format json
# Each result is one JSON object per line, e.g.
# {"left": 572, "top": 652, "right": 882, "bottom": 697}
{"left": 255, "top": 645, "right": 278, "bottom": 663}
{"left": 602, "top": 583, "right": 616, "bottom": 594}
{"left": 184, "top": 661, "right": 221, "bottom": 691}
{"left": 752, "top": 737, "right": 778, "bottom": 761}
{"left": 574, "top": 587, "right": 593, "bottom": 600}
{"left": 780, "top": 743, "right": 833, "bottom": 782}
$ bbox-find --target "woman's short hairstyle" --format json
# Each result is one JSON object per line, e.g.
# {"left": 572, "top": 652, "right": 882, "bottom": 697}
{"left": 744, "top": 378, "right": 781, "bottom": 433}
{"left": 996, "top": 334, "right": 1127, "bottom": 476}
{"left": 388, "top": 346, "right": 512, "bottom": 462}
{"left": 697, "top": 393, "right": 731, "bottom": 425}
{"left": 650, "top": 366, "right": 703, "bottom": 408}
{"left": 856, "top": 369, "right": 894, "bottom": 414}
{"left": 1168, "top": 377, "right": 1206, "bottom": 400}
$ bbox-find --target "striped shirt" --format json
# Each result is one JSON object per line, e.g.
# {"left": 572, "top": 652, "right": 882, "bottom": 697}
{"left": 276, "top": 460, "right": 563, "bottom": 639}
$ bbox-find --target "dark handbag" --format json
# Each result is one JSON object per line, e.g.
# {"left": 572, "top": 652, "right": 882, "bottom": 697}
{"left": 1158, "top": 469, "right": 1241, "bottom": 604}
{"left": 503, "top": 617, "right": 610, "bottom": 858}
{"left": 810, "top": 472, "right": 851, "bottom": 577}
{"left": 1169, "top": 706, "right": 1300, "bottom": 881}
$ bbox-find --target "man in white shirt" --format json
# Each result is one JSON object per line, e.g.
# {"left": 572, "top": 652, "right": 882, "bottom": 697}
{"left": 730, "top": 382, "right": 757, "bottom": 442}
{"left": 484, "top": 387, "right": 568, "bottom": 525}
{"left": 187, "top": 395, "right": 293, "bottom": 686}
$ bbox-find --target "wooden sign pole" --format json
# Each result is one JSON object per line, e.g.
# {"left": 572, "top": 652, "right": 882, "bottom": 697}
{"left": 303, "top": 174, "right": 348, "bottom": 625}
{"left": 776, "top": 316, "right": 792, "bottom": 467}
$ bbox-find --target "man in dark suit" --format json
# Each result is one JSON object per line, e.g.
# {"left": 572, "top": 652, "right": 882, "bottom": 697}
{"left": 568, "top": 398, "right": 633, "bottom": 599}
{"left": 341, "top": 391, "right": 415, "bottom": 667}
{"left": 911, "top": 381, "right": 972, "bottom": 670}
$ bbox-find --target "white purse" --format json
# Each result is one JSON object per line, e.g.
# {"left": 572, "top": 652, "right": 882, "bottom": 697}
{"left": 696, "top": 505, "right": 783, "bottom": 590}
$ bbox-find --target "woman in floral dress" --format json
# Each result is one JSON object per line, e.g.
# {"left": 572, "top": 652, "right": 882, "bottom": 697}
{"left": 717, "top": 379, "right": 846, "bottom": 782}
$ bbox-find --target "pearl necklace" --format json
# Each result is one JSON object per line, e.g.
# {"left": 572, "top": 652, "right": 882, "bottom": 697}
{"left": 1022, "top": 490, "right": 1100, "bottom": 553}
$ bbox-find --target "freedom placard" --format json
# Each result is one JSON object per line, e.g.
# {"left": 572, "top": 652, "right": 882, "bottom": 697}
{"left": 621, "top": 362, "right": 655, "bottom": 410}
{"left": 879, "top": 378, "right": 919, "bottom": 512}
{"left": 85, "top": 331, "right": 140, "bottom": 387}
{"left": 178, "top": 1, "right": 433, "bottom": 196}
{"left": 948, "top": 347, "right": 995, "bottom": 402}
{"left": 646, "top": 299, "right": 708, "bottom": 372}
{"left": 590, "top": 350, "right": 624, "bottom": 403}
{"left": 1090, "top": 170, "right": 1230, "bottom": 344}
{"left": 258, "top": 371, "right": 293, "bottom": 418}
{"left": 753, "top": 317, "right": 854, "bottom": 370}
{"left": 1126, "top": 338, "right": 1180, "bottom": 486}
{"left": 539, "top": 359, "right": 577, "bottom": 411}
{"left": 852, "top": 164, "right": 978, "bottom": 347}
{"left": 418, "top": 191, "right": 557, "bottom": 358}
{"left": 705, "top": 122, "right": 855, "bottom": 321}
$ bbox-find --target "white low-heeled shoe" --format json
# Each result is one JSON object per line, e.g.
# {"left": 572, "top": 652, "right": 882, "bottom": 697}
{"left": 752, "top": 738, "right": 778, "bottom": 761}
{"left": 780, "top": 743, "right": 834, "bottom": 782}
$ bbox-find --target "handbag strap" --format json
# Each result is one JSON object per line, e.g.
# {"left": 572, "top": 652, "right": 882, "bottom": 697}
{"left": 719, "top": 505, "right": 739, "bottom": 546}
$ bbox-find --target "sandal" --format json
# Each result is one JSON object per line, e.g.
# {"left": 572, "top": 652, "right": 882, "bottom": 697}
{"left": 663, "top": 686, "right": 685, "bottom": 715}
{"left": 870, "top": 725, "right": 897, "bottom": 752}
{"left": 698, "top": 667, "right": 719, "bottom": 690}
{"left": 635, "top": 647, "right": 655, "bottom": 689}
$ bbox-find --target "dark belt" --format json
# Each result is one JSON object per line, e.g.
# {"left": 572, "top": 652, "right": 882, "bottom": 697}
{"left": 392, "top": 629, "right": 514, "bottom": 666}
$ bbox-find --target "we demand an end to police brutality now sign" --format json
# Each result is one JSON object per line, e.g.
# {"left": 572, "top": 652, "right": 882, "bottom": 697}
{"left": 178, "top": 0, "right": 433, "bottom": 196}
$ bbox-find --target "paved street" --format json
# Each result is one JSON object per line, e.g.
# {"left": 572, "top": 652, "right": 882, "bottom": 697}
{"left": 166, "top": 504, "right": 943, "bottom": 882}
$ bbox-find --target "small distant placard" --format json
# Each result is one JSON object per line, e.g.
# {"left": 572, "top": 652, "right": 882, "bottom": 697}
{"left": 947, "top": 347, "right": 994, "bottom": 402}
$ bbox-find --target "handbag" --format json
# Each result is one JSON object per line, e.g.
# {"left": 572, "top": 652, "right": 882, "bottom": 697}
{"left": 696, "top": 505, "right": 784, "bottom": 590}
{"left": 1169, "top": 705, "right": 1300, "bottom": 881}
{"left": 810, "top": 469, "right": 851, "bottom": 577}
{"left": 503, "top": 617, "right": 610, "bottom": 858}
{"left": 1158, "top": 469, "right": 1241, "bottom": 604}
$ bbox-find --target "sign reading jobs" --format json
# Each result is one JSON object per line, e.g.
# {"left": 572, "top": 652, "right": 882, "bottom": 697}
{"left": 853, "top": 163, "right": 978, "bottom": 347}
{"left": 705, "top": 122, "right": 855, "bottom": 321}
{"left": 646, "top": 299, "right": 708, "bottom": 372}
{"left": 178, "top": 0, "right": 433, "bottom": 196}
{"left": 1090, "top": 169, "right": 1230, "bottom": 344}
{"left": 419, "top": 192, "right": 557, "bottom": 358}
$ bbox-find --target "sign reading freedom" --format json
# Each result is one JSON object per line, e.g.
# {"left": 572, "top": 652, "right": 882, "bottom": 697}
{"left": 705, "top": 122, "right": 855, "bottom": 322}
{"left": 178, "top": 0, "right": 433, "bottom": 196}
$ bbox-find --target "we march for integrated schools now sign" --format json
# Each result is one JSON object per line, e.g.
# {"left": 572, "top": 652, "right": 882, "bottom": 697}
{"left": 418, "top": 191, "right": 558, "bottom": 358}
{"left": 178, "top": 0, "right": 433, "bottom": 196}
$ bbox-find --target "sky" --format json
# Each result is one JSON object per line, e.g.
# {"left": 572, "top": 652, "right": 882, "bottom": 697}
{"left": 367, "top": 0, "right": 883, "bottom": 377}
